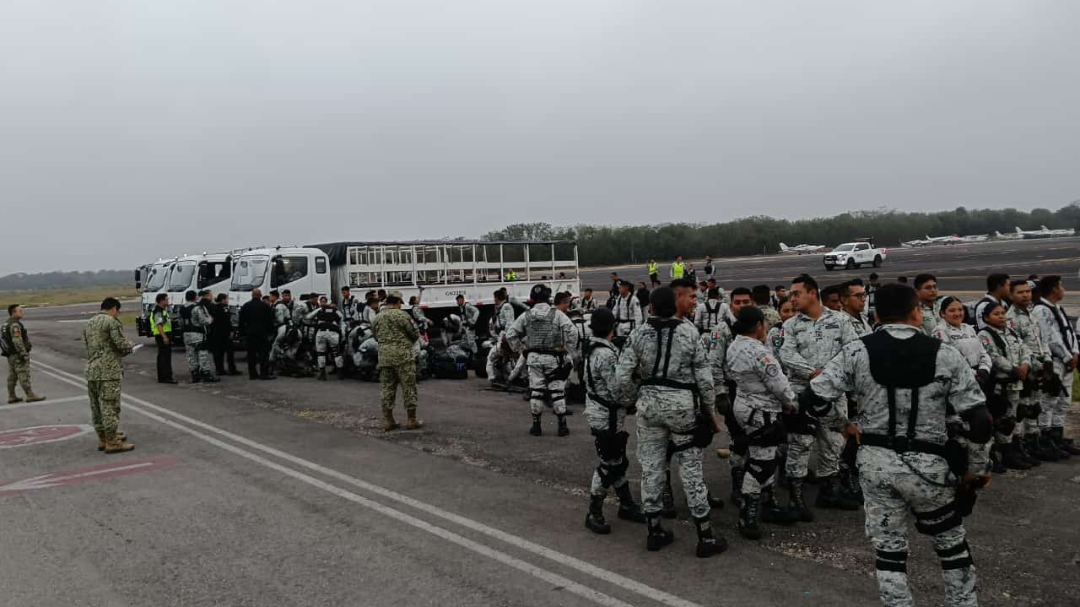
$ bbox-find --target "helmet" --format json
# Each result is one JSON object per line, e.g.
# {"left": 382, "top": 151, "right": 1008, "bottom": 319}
{"left": 530, "top": 284, "right": 552, "bottom": 303}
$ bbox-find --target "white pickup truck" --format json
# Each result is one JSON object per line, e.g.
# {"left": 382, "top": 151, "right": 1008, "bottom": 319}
{"left": 822, "top": 241, "right": 887, "bottom": 271}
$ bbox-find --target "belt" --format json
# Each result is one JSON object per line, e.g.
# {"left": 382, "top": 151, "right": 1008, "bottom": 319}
{"left": 860, "top": 433, "right": 946, "bottom": 457}
{"left": 640, "top": 377, "right": 699, "bottom": 393}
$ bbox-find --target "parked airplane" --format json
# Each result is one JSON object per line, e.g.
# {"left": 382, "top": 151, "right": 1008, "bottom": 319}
{"left": 779, "top": 242, "right": 827, "bottom": 254}
{"left": 1014, "top": 225, "right": 1077, "bottom": 238}
{"left": 901, "top": 234, "right": 961, "bottom": 247}
{"left": 995, "top": 230, "right": 1024, "bottom": 241}
{"left": 959, "top": 234, "right": 989, "bottom": 243}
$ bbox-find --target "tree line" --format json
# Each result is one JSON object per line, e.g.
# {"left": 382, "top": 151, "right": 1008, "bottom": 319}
{"left": 0, "top": 270, "right": 132, "bottom": 291}
{"left": 482, "top": 203, "right": 1080, "bottom": 266}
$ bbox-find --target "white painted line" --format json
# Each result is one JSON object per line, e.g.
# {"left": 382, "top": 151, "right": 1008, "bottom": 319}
{"left": 31, "top": 361, "right": 706, "bottom": 607}
{"left": 57, "top": 319, "right": 91, "bottom": 324}
{"left": 1, "top": 395, "right": 88, "bottom": 411}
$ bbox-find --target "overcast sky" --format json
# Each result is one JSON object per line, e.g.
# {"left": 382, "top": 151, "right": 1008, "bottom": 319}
{"left": 2, "top": 0, "right": 1078, "bottom": 274}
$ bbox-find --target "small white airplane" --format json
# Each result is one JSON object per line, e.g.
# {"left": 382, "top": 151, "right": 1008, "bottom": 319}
{"left": 959, "top": 234, "right": 988, "bottom": 243}
{"left": 995, "top": 230, "right": 1024, "bottom": 240}
{"left": 901, "top": 234, "right": 962, "bottom": 247}
{"left": 1014, "top": 225, "right": 1077, "bottom": 238}
{"left": 779, "top": 242, "right": 826, "bottom": 254}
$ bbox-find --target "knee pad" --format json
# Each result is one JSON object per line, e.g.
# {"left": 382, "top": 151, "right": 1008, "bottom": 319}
{"left": 935, "top": 541, "right": 973, "bottom": 571}
{"left": 875, "top": 548, "right": 908, "bottom": 574}
{"left": 1015, "top": 403, "right": 1029, "bottom": 420}
{"left": 746, "top": 457, "right": 778, "bottom": 486}
{"left": 1026, "top": 402, "right": 1042, "bottom": 419}
{"left": 995, "top": 415, "right": 1017, "bottom": 436}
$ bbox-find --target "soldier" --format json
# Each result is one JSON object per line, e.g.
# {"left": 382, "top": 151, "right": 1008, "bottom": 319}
{"left": 1032, "top": 275, "right": 1080, "bottom": 457}
{"left": 295, "top": 293, "right": 323, "bottom": 369}
{"left": 752, "top": 285, "right": 781, "bottom": 330}
{"left": 455, "top": 295, "right": 480, "bottom": 357}
{"left": 974, "top": 273, "right": 1011, "bottom": 331}
{"left": 372, "top": 291, "right": 421, "bottom": 431}
{"left": 361, "top": 295, "right": 379, "bottom": 327}
{"left": 506, "top": 284, "right": 576, "bottom": 437}
{"left": 914, "top": 274, "right": 941, "bottom": 335}
{"left": 771, "top": 285, "right": 788, "bottom": 309}
{"left": 704, "top": 286, "right": 752, "bottom": 499}
{"left": 821, "top": 284, "right": 842, "bottom": 312}
{"left": 182, "top": 290, "right": 218, "bottom": 383}
{"left": 2, "top": 304, "right": 44, "bottom": 403}
{"left": 978, "top": 302, "right": 1033, "bottom": 471}
{"left": 841, "top": 281, "right": 873, "bottom": 337}
{"left": 866, "top": 273, "right": 881, "bottom": 319}
{"left": 767, "top": 298, "right": 795, "bottom": 359}
{"left": 702, "top": 255, "right": 715, "bottom": 281}
{"left": 779, "top": 274, "right": 860, "bottom": 519}
{"left": 578, "top": 288, "right": 598, "bottom": 313}
{"left": 490, "top": 289, "right": 517, "bottom": 337}
{"left": 583, "top": 308, "right": 647, "bottom": 534}
{"left": 726, "top": 306, "right": 798, "bottom": 538}
{"left": 611, "top": 280, "right": 643, "bottom": 343}
{"left": 83, "top": 298, "right": 135, "bottom": 453}
{"left": 485, "top": 333, "right": 515, "bottom": 386}
{"left": 695, "top": 287, "right": 730, "bottom": 334}
{"left": 931, "top": 298, "right": 991, "bottom": 380}
{"left": 313, "top": 296, "right": 345, "bottom": 380}
{"left": 615, "top": 286, "right": 726, "bottom": 557}
{"left": 273, "top": 290, "right": 294, "bottom": 331}
{"left": 340, "top": 286, "right": 359, "bottom": 326}
{"left": 803, "top": 283, "right": 990, "bottom": 607}
{"left": 1006, "top": 280, "right": 1056, "bottom": 462}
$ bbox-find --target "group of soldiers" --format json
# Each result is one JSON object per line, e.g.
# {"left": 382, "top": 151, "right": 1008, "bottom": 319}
{"left": 486, "top": 268, "right": 1077, "bottom": 607}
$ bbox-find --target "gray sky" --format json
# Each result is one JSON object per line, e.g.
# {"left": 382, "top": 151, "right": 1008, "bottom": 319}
{"left": 2, "top": 0, "right": 1078, "bottom": 275}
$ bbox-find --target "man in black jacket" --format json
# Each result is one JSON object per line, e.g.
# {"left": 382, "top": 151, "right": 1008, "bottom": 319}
{"left": 239, "top": 289, "right": 276, "bottom": 380}
{"left": 210, "top": 293, "right": 240, "bottom": 377}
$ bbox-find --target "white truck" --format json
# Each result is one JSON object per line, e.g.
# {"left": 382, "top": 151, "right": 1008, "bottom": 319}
{"left": 227, "top": 240, "right": 581, "bottom": 330}
{"left": 135, "top": 253, "right": 238, "bottom": 338}
{"left": 135, "top": 258, "right": 176, "bottom": 337}
{"left": 822, "top": 240, "right": 888, "bottom": 271}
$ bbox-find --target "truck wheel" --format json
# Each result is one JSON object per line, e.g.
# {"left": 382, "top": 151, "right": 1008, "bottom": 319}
{"left": 845, "top": 259, "right": 855, "bottom": 270}
{"left": 824, "top": 265, "right": 833, "bottom": 272}
{"left": 873, "top": 255, "right": 882, "bottom": 267}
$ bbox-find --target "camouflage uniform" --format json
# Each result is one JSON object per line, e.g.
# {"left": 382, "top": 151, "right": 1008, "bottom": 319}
{"left": 506, "top": 303, "right": 576, "bottom": 416}
{"left": 339, "top": 295, "right": 360, "bottom": 328}
{"left": 456, "top": 303, "right": 481, "bottom": 357}
{"left": 810, "top": 324, "right": 985, "bottom": 607}
{"left": 372, "top": 308, "right": 419, "bottom": 414}
{"left": 184, "top": 302, "right": 215, "bottom": 380}
{"left": 1032, "top": 299, "right": 1078, "bottom": 432}
{"left": 584, "top": 337, "right": 631, "bottom": 496}
{"left": 83, "top": 312, "right": 134, "bottom": 439}
{"left": 845, "top": 311, "right": 874, "bottom": 338}
{"left": 931, "top": 322, "right": 991, "bottom": 377}
{"left": 978, "top": 326, "right": 1032, "bottom": 445}
{"left": 766, "top": 326, "right": 784, "bottom": 359}
{"left": 616, "top": 318, "right": 715, "bottom": 519}
{"left": 3, "top": 316, "right": 34, "bottom": 400}
{"left": 920, "top": 300, "right": 942, "bottom": 336}
{"left": 778, "top": 309, "right": 858, "bottom": 480}
{"left": 612, "top": 294, "right": 643, "bottom": 339}
{"left": 1007, "top": 305, "right": 1050, "bottom": 438}
{"left": 761, "top": 305, "right": 782, "bottom": 332}
{"left": 314, "top": 307, "right": 345, "bottom": 373}
{"left": 694, "top": 298, "right": 730, "bottom": 334}
{"left": 726, "top": 335, "right": 795, "bottom": 496}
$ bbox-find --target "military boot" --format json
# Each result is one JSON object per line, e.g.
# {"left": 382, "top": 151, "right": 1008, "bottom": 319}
{"left": 1002, "top": 440, "right": 1032, "bottom": 470}
{"left": 660, "top": 471, "right": 677, "bottom": 519}
{"left": 96, "top": 430, "right": 107, "bottom": 452}
{"left": 1035, "top": 432, "right": 1062, "bottom": 462}
{"left": 584, "top": 495, "right": 611, "bottom": 535}
{"left": 1014, "top": 436, "right": 1040, "bottom": 467}
{"left": 317, "top": 368, "right": 327, "bottom": 381}
{"left": 1027, "top": 433, "right": 1057, "bottom": 462}
{"left": 615, "top": 483, "right": 647, "bottom": 523}
{"left": 707, "top": 491, "right": 724, "bottom": 510}
{"left": 103, "top": 433, "right": 134, "bottom": 454}
{"left": 382, "top": 411, "right": 400, "bottom": 432}
{"left": 528, "top": 413, "right": 542, "bottom": 436}
{"left": 839, "top": 466, "right": 864, "bottom": 504}
{"left": 1053, "top": 427, "right": 1080, "bottom": 456}
{"left": 738, "top": 493, "right": 762, "bottom": 540}
{"left": 815, "top": 475, "right": 860, "bottom": 510}
{"left": 645, "top": 515, "right": 674, "bottom": 552}
{"left": 788, "top": 478, "right": 814, "bottom": 522}
{"left": 692, "top": 515, "right": 728, "bottom": 558}
{"left": 1044, "top": 430, "right": 1070, "bottom": 459}
{"left": 760, "top": 487, "right": 798, "bottom": 525}
{"left": 556, "top": 414, "right": 569, "bottom": 437}
{"left": 405, "top": 410, "right": 423, "bottom": 430}
{"left": 729, "top": 467, "right": 745, "bottom": 508}
{"left": 24, "top": 393, "right": 45, "bottom": 403}
{"left": 7, "top": 391, "right": 22, "bottom": 404}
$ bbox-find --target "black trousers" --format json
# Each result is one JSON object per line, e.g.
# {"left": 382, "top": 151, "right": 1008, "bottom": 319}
{"left": 212, "top": 341, "right": 237, "bottom": 375}
{"left": 155, "top": 334, "right": 174, "bottom": 381}
{"left": 246, "top": 335, "right": 271, "bottom": 379}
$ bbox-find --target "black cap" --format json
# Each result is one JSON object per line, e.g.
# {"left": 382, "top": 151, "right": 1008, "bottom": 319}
{"left": 589, "top": 307, "right": 616, "bottom": 336}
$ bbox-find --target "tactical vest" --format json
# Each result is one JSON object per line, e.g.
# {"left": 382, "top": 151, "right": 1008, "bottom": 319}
{"left": 859, "top": 330, "right": 944, "bottom": 455}
{"left": 525, "top": 308, "right": 563, "bottom": 353}
{"left": 1034, "top": 300, "right": 1076, "bottom": 356}
{"left": 180, "top": 304, "right": 202, "bottom": 334}
{"left": 0, "top": 320, "right": 26, "bottom": 357}
{"left": 150, "top": 306, "right": 172, "bottom": 336}
{"left": 315, "top": 308, "right": 341, "bottom": 332}
{"left": 585, "top": 340, "right": 620, "bottom": 411}
{"left": 704, "top": 301, "right": 722, "bottom": 328}
{"left": 614, "top": 296, "right": 636, "bottom": 326}
{"left": 274, "top": 301, "right": 292, "bottom": 327}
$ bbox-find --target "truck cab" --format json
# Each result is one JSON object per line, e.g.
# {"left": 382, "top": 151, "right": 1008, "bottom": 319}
{"left": 163, "top": 253, "right": 236, "bottom": 334}
{"left": 135, "top": 259, "right": 176, "bottom": 337}
{"left": 229, "top": 247, "right": 332, "bottom": 326}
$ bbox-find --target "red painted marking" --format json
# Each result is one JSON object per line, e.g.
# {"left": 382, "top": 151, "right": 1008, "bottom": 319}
{"left": 0, "top": 456, "right": 180, "bottom": 496}
{"left": 0, "top": 425, "right": 85, "bottom": 447}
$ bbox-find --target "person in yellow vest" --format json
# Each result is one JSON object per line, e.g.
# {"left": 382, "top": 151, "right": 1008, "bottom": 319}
{"left": 670, "top": 256, "right": 686, "bottom": 280}
{"left": 648, "top": 260, "right": 660, "bottom": 286}
{"left": 505, "top": 269, "right": 518, "bottom": 282}
{"left": 150, "top": 293, "right": 177, "bottom": 384}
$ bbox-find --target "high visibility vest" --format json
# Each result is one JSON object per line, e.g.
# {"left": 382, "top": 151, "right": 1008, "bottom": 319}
{"left": 671, "top": 262, "right": 685, "bottom": 279}
{"left": 150, "top": 306, "right": 172, "bottom": 336}
{"left": 648, "top": 262, "right": 658, "bottom": 275}
{"left": 506, "top": 270, "right": 517, "bottom": 281}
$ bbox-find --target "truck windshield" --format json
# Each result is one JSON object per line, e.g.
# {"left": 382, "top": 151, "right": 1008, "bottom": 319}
{"left": 231, "top": 256, "right": 269, "bottom": 291}
{"left": 168, "top": 262, "right": 197, "bottom": 292}
{"left": 833, "top": 244, "right": 855, "bottom": 252}
{"left": 145, "top": 264, "right": 169, "bottom": 291}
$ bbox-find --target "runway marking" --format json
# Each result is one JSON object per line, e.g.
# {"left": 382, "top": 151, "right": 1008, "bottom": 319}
{"left": 57, "top": 319, "right": 91, "bottom": 324}
{"left": 0, "top": 395, "right": 88, "bottom": 410}
{"left": 0, "top": 457, "right": 179, "bottom": 496}
{"left": 0, "top": 425, "right": 92, "bottom": 449}
{"left": 31, "top": 361, "right": 706, "bottom": 607}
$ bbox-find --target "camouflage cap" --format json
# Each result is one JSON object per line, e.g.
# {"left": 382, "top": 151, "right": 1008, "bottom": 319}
{"left": 387, "top": 290, "right": 404, "bottom": 301}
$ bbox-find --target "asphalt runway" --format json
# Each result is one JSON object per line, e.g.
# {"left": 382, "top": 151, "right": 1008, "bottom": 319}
{"left": 579, "top": 237, "right": 1080, "bottom": 297}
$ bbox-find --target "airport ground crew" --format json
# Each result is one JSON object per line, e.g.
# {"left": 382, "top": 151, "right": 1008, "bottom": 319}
{"left": 615, "top": 286, "right": 725, "bottom": 558}
{"left": 150, "top": 294, "right": 176, "bottom": 384}
{"left": 2, "top": 304, "right": 44, "bottom": 403}
{"left": 978, "top": 303, "right": 1033, "bottom": 471}
{"left": 804, "top": 283, "right": 989, "bottom": 607}
{"left": 84, "top": 298, "right": 135, "bottom": 453}
{"left": 779, "top": 274, "right": 860, "bottom": 519}
{"left": 373, "top": 291, "right": 421, "bottom": 431}
{"left": 1032, "top": 275, "right": 1080, "bottom": 457}
{"left": 506, "top": 284, "right": 576, "bottom": 437}
{"left": 670, "top": 256, "right": 686, "bottom": 280}
{"left": 582, "top": 308, "right": 647, "bottom": 535}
